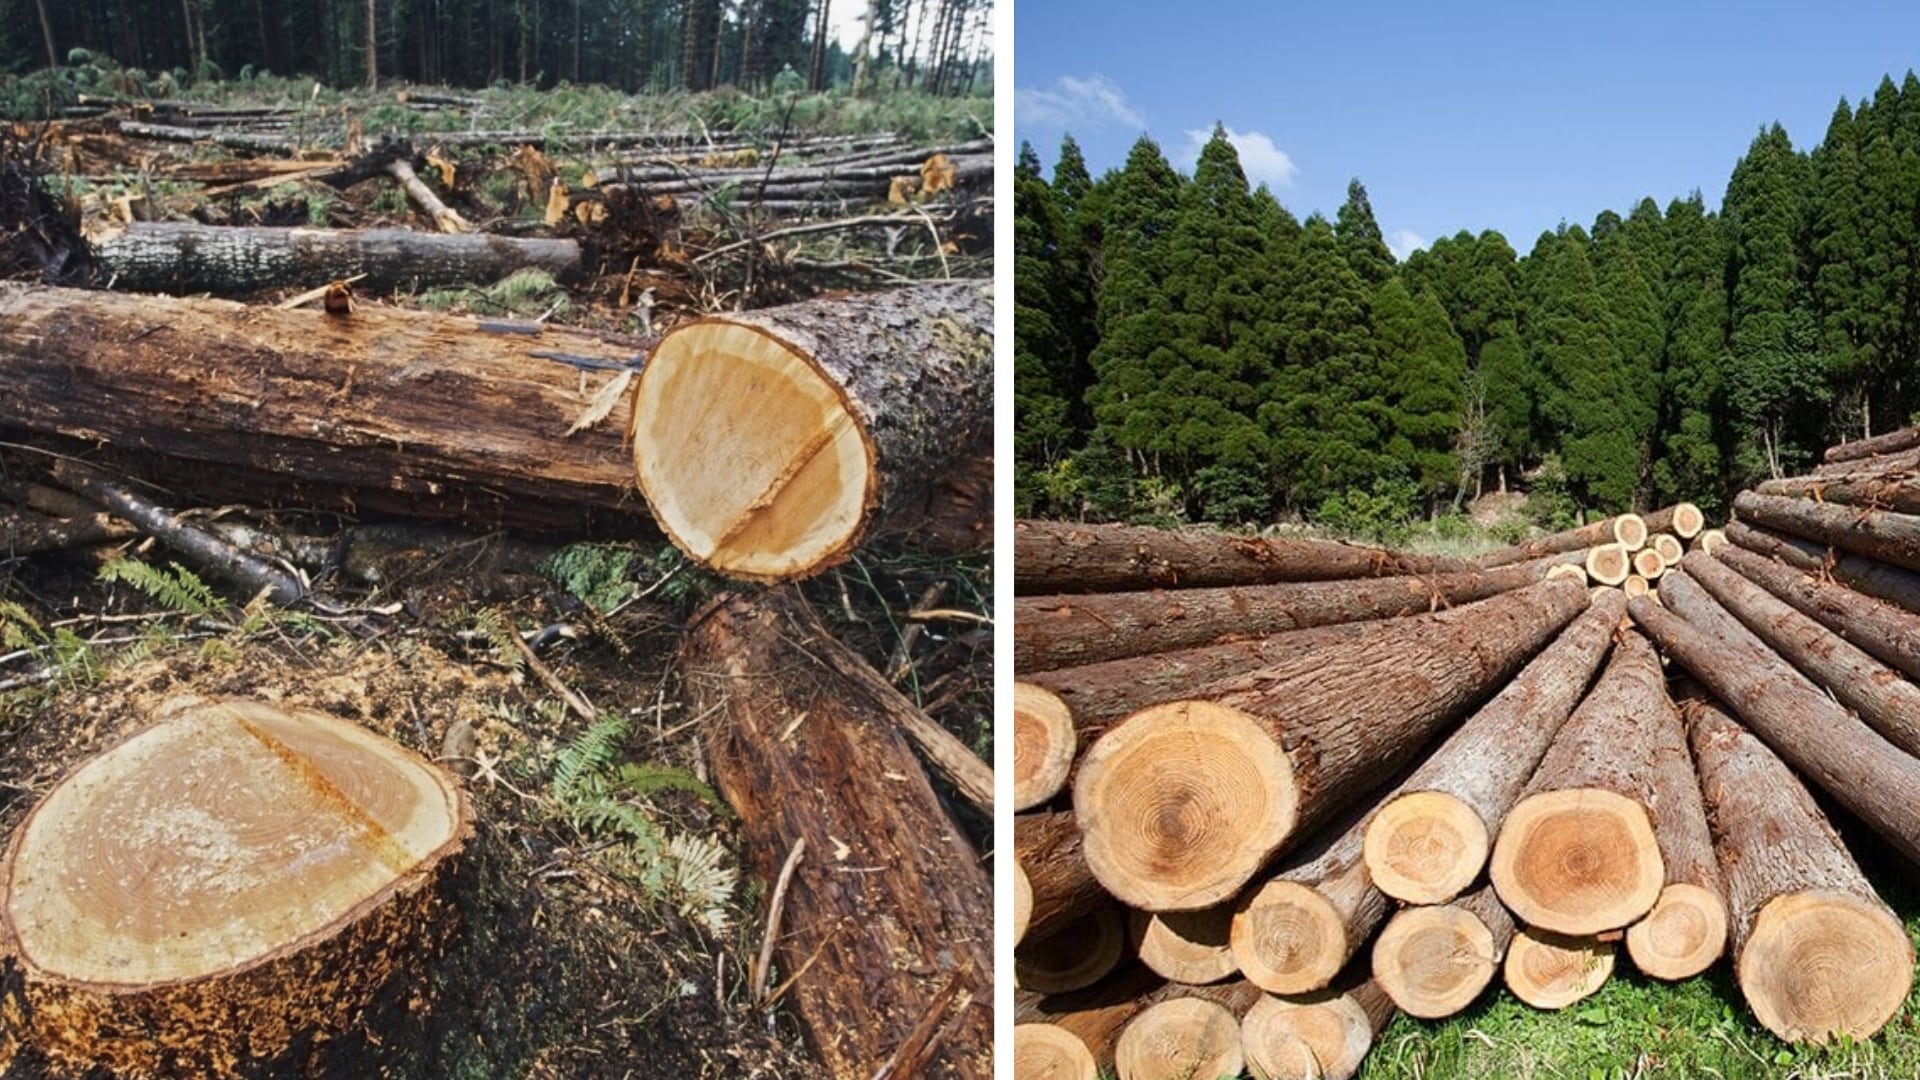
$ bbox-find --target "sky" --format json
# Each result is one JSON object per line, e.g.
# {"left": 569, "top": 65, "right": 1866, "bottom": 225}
{"left": 1015, "top": 0, "right": 1920, "bottom": 259}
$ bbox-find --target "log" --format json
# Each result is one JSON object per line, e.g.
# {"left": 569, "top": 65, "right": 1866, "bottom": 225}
{"left": 1733, "top": 490, "right": 1920, "bottom": 574}
{"left": 1112, "top": 996, "right": 1244, "bottom": 1080}
{"left": 1650, "top": 532, "right": 1686, "bottom": 567}
{"left": 1757, "top": 472, "right": 1920, "bottom": 514}
{"left": 1684, "top": 695, "right": 1912, "bottom": 1043}
{"left": 1812, "top": 446, "right": 1920, "bottom": 477}
{"left": 0, "top": 695, "right": 470, "bottom": 1077}
{"left": 1015, "top": 966, "right": 1263, "bottom": 1077}
{"left": 94, "top": 222, "right": 581, "bottom": 295}
{"left": 1678, "top": 550, "right": 1920, "bottom": 756}
{"left": 1015, "top": 812, "right": 1106, "bottom": 947}
{"left": 1013, "top": 682, "right": 1075, "bottom": 811}
{"left": 1130, "top": 906, "right": 1236, "bottom": 985}
{"left": 1715, "top": 540, "right": 1920, "bottom": 681}
{"left": 1626, "top": 579, "right": 1920, "bottom": 865}
{"left": 1623, "top": 574, "right": 1651, "bottom": 597}
{"left": 1695, "top": 528, "right": 1727, "bottom": 555}
{"left": 1502, "top": 928, "right": 1613, "bottom": 1010}
{"left": 1230, "top": 795, "right": 1392, "bottom": 995}
{"left": 632, "top": 280, "right": 992, "bottom": 580}
{"left": 1488, "top": 629, "right": 1667, "bottom": 935}
{"left": 1016, "top": 901, "right": 1127, "bottom": 995}
{"left": 1631, "top": 546, "right": 1665, "bottom": 580}
{"left": 1363, "top": 592, "right": 1625, "bottom": 904}
{"left": 682, "top": 590, "right": 992, "bottom": 1079}
{"left": 1822, "top": 423, "right": 1920, "bottom": 464}
{"left": 0, "top": 505, "right": 135, "bottom": 554}
{"left": 1621, "top": 667, "right": 1727, "bottom": 981}
{"left": 1640, "top": 503, "right": 1706, "bottom": 539}
{"left": 1725, "top": 519, "right": 1920, "bottom": 612}
{"left": 1238, "top": 977, "right": 1395, "bottom": 1080}
{"left": 1075, "top": 578, "right": 1589, "bottom": 910}
{"left": 1584, "top": 543, "right": 1631, "bottom": 586}
{"left": 1011, "top": 1024, "right": 1097, "bottom": 1080}
{"left": 1474, "top": 512, "right": 1647, "bottom": 568}
{"left": 1013, "top": 519, "right": 1470, "bottom": 595}
{"left": 386, "top": 158, "right": 471, "bottom": 233}
{"left": 117, "top": 119, "right": 296, "bottom": 154}
{"left": 1370, "top": 884, "right": 1515, "bottom": 1019}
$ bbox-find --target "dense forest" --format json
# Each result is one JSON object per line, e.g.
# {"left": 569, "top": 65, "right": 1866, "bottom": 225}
{"left": 1016, "top": 72, "right": 1920, "bottom": 529}
{"left": 0, "top": 0, "right": 990, "bottom": 96}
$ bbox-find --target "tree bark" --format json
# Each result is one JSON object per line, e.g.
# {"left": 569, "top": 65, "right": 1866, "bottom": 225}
{"left": 1621, "top": 663, "right": 1726, "bottom": 981}
{"left": 1734, "top": 490, "right": 1920, "bottom": 574}
{"left": 1488, "top": 630, "right": 1668, "bottom": 935}
{"left": 1502, "top": 928, "right": 1613, "bottom": 1010}
{"left": 1473, "top": 512, "right": 1646, "bottom": 568}
{"left": 1013, "top": 519, "right": 1470, "bottom": 595}
{"left": 1014, "top": 811, "right": 1105, "bottom": 948}
{"left": 631, "top": 280, "right": 991, "bottom": 581}
{"left": 1684, "top": 695, "right": 1912, "bottom": 1043}
{"left": 1239, "top": 977, "right": 1395, "bottom": 1080}
{"left": 1370, "top": 883, "right": 1514, "bottom": 1019}
{"left": 682, "top": 589, "right": 992, "bottom": 1080}
{"left": 1822, "top": 424, "right": 1920, "bottom": 464}
{"left": 1715, "top": 540, "right": 1920, "bottom": 682}
{"left": 1726, "top": 519, "right": 1920, "bottom": 612}
{"left": 1756, "top": 472, "right": 1920, "bottom": 514}
{"left": 1639, "top": 502, "right": 1705, "bottom": 539}
{"left": 1231, "top": 794, "right": 1393, "bottom": 995}
{"left": 1363, "top": 592, "right": 1625, "bottom": 904}
{"left": 1074, "top": 577, "right": 1588, "bottom": 911}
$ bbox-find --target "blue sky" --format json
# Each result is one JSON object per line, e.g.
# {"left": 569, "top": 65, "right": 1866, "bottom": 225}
{"left": 1015, "top": 1, "right": 1920, "bottom": 259}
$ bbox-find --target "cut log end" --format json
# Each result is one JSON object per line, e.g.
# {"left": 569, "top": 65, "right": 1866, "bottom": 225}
{"left": 1624, "top": 882, "right": 1727, "bottom": 981}
{"left": 1632, "top": 548, "right": 1666, "bottom": 580}
{"left": 1740, "top": 889, "right": 1913, "bottom": 1044}
{"left": 1113, "top": 997, "right": 1245, "bottom": 1080}
{"left": 1613, "top": 514, "right": 1649, "bottom": 551}
{"left": 1490, "top": 788, "right": 1664, "bottom": 935}
{"left": 1651, "top": 533, "right": 1686, "bottom": 566}
{"left": 1695, "top": 529, "right": 1727, "bottom": 556}
{"left": 1363, "top": 790, "right": 1490, "bottom": 905}
{"left": 1130, "top": 906, "right": 1237, "bottom": 985}
{"left": 1672, "top": 503, "right": 1705, "bottom": 539}
{"left": 1231, "top": 880, "right": 1350, "bottom": 995}
{"left": 1012, "top": 1023, "right": 1098, "bottom": 1080}
{"left": 1371, "top": 904, "right": 1499, "bottom": 1019}
{"left": 1585, "top": 544, "right": 1631, "bottom": 587}
{"left": 1075, "top": 700, "right": 1296, "bottom": 911}
{"left": 1545, "top": 562, "right": 1590, "bottom": 584}
{"left": 1013, "top": 682, "right": 1076, "bottom": 811}
{"left": 1239, "top": 989, "right": 1381, "bottom": 1080}
{"left": 1013, "top": 861, "right": 1034, "bottom": 946}
{"left": 1504, "top": 928, "right": 1614, "bottom": 1010}
{"left": 1015, "top": 902, "right": 1127, "bottom": 995}
{"left": 1623, "top": 575, "right": 1651, "bottom": 598}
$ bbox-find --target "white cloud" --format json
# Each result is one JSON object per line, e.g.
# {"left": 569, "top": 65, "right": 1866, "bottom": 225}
{"left": 1182, "top": 126, "right": 1297, "bottom": 188}
{"left": 1387, "top": 229, "right": 1427, "bottom": 261}
{"left": 1015, "top": 74, "right": 1144, "bottom": 130}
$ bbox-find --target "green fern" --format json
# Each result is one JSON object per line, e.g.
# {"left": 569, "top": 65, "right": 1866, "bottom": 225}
{"left": 551, "top": 715, "right": 630, "bottom": 799}
{"left": 98, "top": 558, "right": 225, "bottom": 619}
{"left": 610, "top": 761, "right": 722, "bottom": 811}
{"left": 541, "top": 544, "right": 638, "bottom": 613}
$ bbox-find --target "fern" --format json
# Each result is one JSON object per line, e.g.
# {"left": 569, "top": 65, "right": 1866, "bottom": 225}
{"left": 98, "top": 558, "right": 225, "bottom": 619}
{"left": 541, "top": 544, "right": 637, "bottom": 613}
{"left": 551, "top": 715, "right": 630, "bottom": 799}
{"left": 611, "top": 761, "right": 722, "bottom": 811}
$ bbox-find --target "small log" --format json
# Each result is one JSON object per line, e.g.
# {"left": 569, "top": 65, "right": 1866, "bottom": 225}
{"left": 1016, "top": 901, "right": 1127, "bottom": 995}
{"left": 1733, "top": 490, "right": 1920, "bottom": 574}
{"left": 1650, "top": 533, "right": 1686, "bottom": 566}
{"left": 1130, "top": 906, "right": 1236, "bottom": 985}
{"left": 1075, "top": 578, "right": 1588, "bottom": 910}
{"left": 1230, "top": 795, "right": 1392, "bottom": 995}
{"left": 1685, "top": 695, "right": 1913, "bottom": 1043}
{"left": 1757, "top": 472, "right": 1920, "bottom": 514}
{"left": 1011, "top": 1024, "right": 1097, "bottom": 1080}
{"left": 1694, "top": 528, "right": 1727, "bottom": 555}
{"left": 1631, "top": 546, "right": 1666, "bottom": 580}
{"left": 1584, "top": 543, "right": 1631, "bottom": 586}
{"left": 1013, "top": 683, "right": 1075, "bottom": 811}
{"left": 1822, "top": 424, "right": 1920, "bottom": 464}
{"left": 1475, "top": 513, "right": 1647, "bottom": 568}
{"left": 632, "top": 281, "right": 991, "bottom": 580}
{"left": 1503, "top": 928, "right": 1613, "bottom": 1010}
{"left": 1015, "top": 966, "right": 1263, "bottom": 1077}
{"left": 1013, "top": 519, "right": 1469, "bottom": 595}
{"left": 1715, "top": 541, "right": 1920, "bottom": 681}
{"left": 1622, "top": 668, "right": 1727, "bottom": 981}
{"left": 1015, "top": 811, "right": 1106, "bottom": 947}
{"left": 1112, "top": 996, "right": 1244, "bottom": 1080}
{"left": 117, "top": 119, "right": 295, "bottom": 155}
{"left": 1623, "top": 574, "right": 1651, "bottom": 597}
{"left": 0, "top": 696, "right": 470, "bottom": 1077}
{"left": 1370, "top": 883, "right": 1515, "bottom": 1019}
{"left": 385, "top": 158, "right": 471, "bottom": 233}
{"left": 1364, "top": 592, "right": 1625, "bottom": 904}
{"left": 1239, "top": 977, "right": 1395, "bottom": 1080}
{"left": 1725, "top": 520, "right": 1920, "bottom": 612}
{"left": 1640, "top": 503, "right": 1706, "bottom": 539}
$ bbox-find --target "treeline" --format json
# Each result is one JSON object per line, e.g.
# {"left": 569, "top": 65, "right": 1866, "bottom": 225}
{"left": 1017, "top": 72, "right": 1920, "bottom": 527}
{"left": 0, "top": 0, "right": 990, "bottom": 96}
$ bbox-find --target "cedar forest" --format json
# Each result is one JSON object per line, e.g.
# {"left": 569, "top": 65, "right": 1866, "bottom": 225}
{"left": 1014, "top": 73, "right": 1920, "bottom": 532}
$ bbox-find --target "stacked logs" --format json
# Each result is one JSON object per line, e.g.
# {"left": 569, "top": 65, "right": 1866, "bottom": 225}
{"left": 1013, "top": 459, "right": 1920, "bottom": 1077}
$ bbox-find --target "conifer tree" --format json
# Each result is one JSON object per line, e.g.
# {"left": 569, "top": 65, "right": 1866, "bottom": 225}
{"left": 1523, "top": 226, "right": 1638, "bottom": 507}
{"left": 1336, "top": 178, "right": 1397, "bottom": 287}
{"left": 1013, "top": 142, "right": 1075, "bottom": 512}
{"left": 1373, "top": 278, "right": 1467, "bottom": 506}
{"left": 1653, "top": 192, "right": 1730, "bottom": 506}
{"left": 1590, "top": 206, "right": 1665, "bottom": 501}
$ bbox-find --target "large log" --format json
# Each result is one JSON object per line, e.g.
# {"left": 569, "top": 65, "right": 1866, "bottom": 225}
{"left": 1640, "top": 502, "right": 1706, "bottom": 539}
{"left": 1230, "top": 794, "right": 1393, "bottom": 995}
{"left": 1013, "top": 519, "right": 1470, "bottom": 595}
{"left": 1363, "top": 592, "right": 1624, "bottom": 904}
{"left": 0, "top": 696, "right": 470, "bottom": 1077}
{"left": 631, "top": 280, "right": 991, "bottom": 581}
{"left": 682, "top": 589, "right": 992, "bottom": 1080}
{"left": 1473, "top": 513, "right": 1647, "bottom": 568}
{"left": 1112, "top": 995, "right": 1245, "bottom": 1080}
{"left": 1621, "top": 672, "right": 1727, "bottom": 981}
{"left": 1715, "top": 541, "right": 1920, "bottom": 681}
{"left": 1733, "top": 490, "right": 1920, "bottom": 574}
{"left": 1075, "top": 577, "right": 1588, "bottom": 911}
{"left": 1821, "top": 424, "right": 1920, "bottom": 464}
{"left": 1370, "top": 883, "right": 1515, "bottom": 1019}
{"left": 1756, "top": 471, "right": 1920, "bottom": 514}
{"left": 1725, "top": 519, "right": 1920, "bottom": 612}
{"left": 1684, "top": 696, "right": 1912, "bottom": 1043}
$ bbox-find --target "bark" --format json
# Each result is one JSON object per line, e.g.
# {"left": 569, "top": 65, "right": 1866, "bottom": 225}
{"left": 1231, "top": 793, "right": 1394, "bottom": 995}
{"left": 1239, "top": 977, "right": 1395, "bottom": 1080}
{"left": 1621, "top": 661, "right": 1727, "bottom": 981}
{"left": 1684, "top": 695, "right": 1913, "bottom": 1043}
{"left": 1639, "top": 502, "right": 1705, "bottom": 539}
{"left": 1073, "top": 577, "right": 1588, "bottom": 911}
{"left": 1734, "top": 490, "right": 1920, "bottom": 575}
{"left": 1014, "top": 966, "right": 1262, "bottom": 1077}
{"left": 1725, "top": 519, "right": 1920, "bottom": 612}
{"left": 1822, "top": 424, "right": 1920, "bottom": 464}
{"left": 1715, "top": 540, "right": 1920, "bottom": 682}
{"left": 1363, "top": 592, "right": 1625, "bottom": 904}
{"left": 1473, "top": 513, "right": 1646, "bottom": 568}
{"left": 1488, "top": 630, "right": 1668, "bottom": 935}
{"left": 682, "top": 589, "right": 992, "bottom": 1080}
{"left": 613, "top": 154, "right": 991, "bottom": 196}
{"left": 1757, "top": 472, "right": 1920, "bottom": 514}
{"left": 1502, "top": 928, "right": 1613, "bottom": 1010}
{"left": 631, "top": 280, "right": 991, "bottom": 581}
{"left": 1013, "top": 519, "right": 1470, "bottom": 595}
{"left": 118, "top": 120, "right": 293, "bottom": 155}
{"left": 1014, "top": 811, "right": 1105, "bottom": 947}
{"left": 1370, "top": 883, "right": 1514, "bottom": 1019}
{"left": 94, "top": 222, "right": 581, "bottom": 295}
{"left": 0, "top": 696, "right": 470, "bottom": 1077}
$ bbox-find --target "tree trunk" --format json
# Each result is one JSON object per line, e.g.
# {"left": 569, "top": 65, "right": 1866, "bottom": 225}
{"left": 1726, "top": 519, "right": 1920, "bottom": 612}
{"left": 1012, "top": 682, "right": 1074, "bottom": 811}
{"left": 1473, "top": 512, "right": 1646, "bottom": 568}
{"left": 1502, "top": 928, "right": 1613, "bottom": 1010}
{"left": 1363, "top": 592, "right": 1625, "bottom": 904}
{"left": 1626, "top": 584, "right": 1920, "bottom": 865}
{"left": 1014, "top": 811, "right": 1104, "bottom": 948}
{"left": 1639, "top": 502, "right": 1705, "bottom": 539}
{"left": 1014, "top": 966, "right": 1262, "bottom": 1079}
{"left": 0, "top": 696, "right": 470, "bottom": 1077}
{"left": 33, "top": 0, "right": 57, "bottom": 69}
{"left": 682, "top": 589, "right": 992, "bottom": 1079}
{"left": 1488, "top": 630, "right": 1667, "bottom": 935}
{"left": 1621, "top": 667, "right": 1726, "bottom": 981}
{"left": 631, "top": 280, "right": 991, "bottom": 581}
{"left": 1811, "top": 445, "right": 1920, "bottom": 477}
{"left": 365, "top": 0, "right": 378, "bottom": 87}
{"left": 1822, "top": 424, "right": 1920, "bottom": 464}
{"left": 808, "top": 0, "right": 832, "bottom": 90}
{"left": 1239, "top": 978, "right": 1395, "bottom": 1080}
{"left": 1370, "top": 883, "right": 1514, "bottom": 1019}
{"left": 1733, "top": 490, "right": 1920, "bottom": 574}
{"left": 1013, "top": 519, "right": 1470, "bottom": 595}
{"left": 1231, "top": 794, "right": 1394, "bottom": 995}
{"left": 1715, "top": 540, "right": 1920, "bottom": 681}
{"left": 1073, "top": 577, "right": 1588, "bottom": 911}
{"left": 1683, "top": 695, "right": 1912, "bottom": 1043}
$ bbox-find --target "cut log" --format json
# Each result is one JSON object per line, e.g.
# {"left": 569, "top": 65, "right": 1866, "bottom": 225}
{"left": 1075, "top": 578, "right": 1589, "bottom": 910}
{"left": 1013, "top": 554, "right": 1576, "bottom": 672}
{"left": 1546, "top": 562, "right": 1589, "bottom": 583}
{"left": 1015, "top": 812, "right": 1106, "bottom": 947}
{"left": 1363, "top": 592, "right": 1623, "bottom": 904}
{"left": 1014, "top": 863, "right": 1034, "bottom": 945}
{"left": 1013, "top": 683, "right": 1075, "bottom": 811}
{"left": 94, "top": 222, "right": 581, "bottom": 295}
{"left": 1812, "top": 445, "right": 1920, "bottom": 477}
{"left": 1725, "top": 520, "right": 1920, "bottom": 612}
{"left": 1623, "top": 574, "right": 1651, "bottom": 597}
{"left": 1238, "top": 978, "right": 1395, "bottom": 1080}
{"left": 1650, "top": 532, "right": 1686, "bottom": 567}
{"left": 1640, "top": 503, "right": 1705, "bottom": 540}
{"left": 1584, "top": 543, "right": 1631, "bottom": 586}
{"left": 1677, "top": 551, "right": 1920, "bottom": 756}
{"left": 1626, "top": 581, "right": 1920, "bottom": 865}
{"left": 1502, "top": 928, "right": 1613, "bottom": 1010}
{"left": 1016, "top": 901, "right": 1127, "bottom": 995}
{"left": 1012, "top": 1024, "right": 1097, "bottom": 1080}
{"left": 1694, "top": 528, "right": 1726, "bottom": 555}
{"left": 682, "top": 590, "right": 991, "bottom": 1080}
{"left": 1631, "top": 546, "right": 1666, "bottom": 580}
{"left": 1230, "top": 796, "right": 1392, "bottom": 995}
{"left": 0, "top": 695, "right": 470, "bottom": 1077}
{"left": 1130, "top": 906, "right": 1236, "bottom": 985}
{"left": 632, "top": 280, "right": 991, "bottom": 580}
{"left": 1112, "top": 996, "right": 1244, "bottom": 1080}
{"left": 1822, "top": 424, "right": 1920, "bottom": 464}
{"left": 1013, "top": 519, "right": 1470, "bottom": 595}
{"left": 1715, "top": 540, "right": 1920, "bottom": 681}
{"left": 1370, "top": 884, "right": 1514, "bottom": 1019}
{"left": 1015, "top": 965, "right": 1263, "bottom": 1077}
{"left": 386, "top": 158, "right": 471, "bottom": 233}
{"left": 1684, "top": 695, "right": 1913, "bottom": 1043}
{"left": 1621, "top": 663, "right": 1727, "bottom": 982}
{"left": 1757, "top": 472, "right": 1920, "bottom": 515}
{"left": 1733, "top": 490, "right": 1920, "bottom": 574}
{"left": 1474, "top": 513, "right": 1647, "bottom": 568}
{"left": 1488, "top": 629, "right": 1667, "bottom": 935}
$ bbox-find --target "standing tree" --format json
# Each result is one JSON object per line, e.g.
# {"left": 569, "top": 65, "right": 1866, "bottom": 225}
{"left": 1524, "top": 226, "right": 1637, "bottom": 508}
{"left": 365, "top": 0, "right": 379, "bottom": 88}
{"left": 1373, "top": 278, "right": 1468, "bottom": 510}
{"left": 1336, "top": 178, "right": 1397, "bottom": 287}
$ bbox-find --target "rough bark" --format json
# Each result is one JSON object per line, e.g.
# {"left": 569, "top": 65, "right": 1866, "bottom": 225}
{"left": 1757, "top": 472, "right": 1920, "bottom": 514}
{"left": 1715, "top": 540, "right": 1920, "bottom": 682}
{"left": 632, "top": 280, "right": 991, "bottom": 581}
{"left": 1239, "top": 977, "right": 1396, "bottom": 1080}
{"left": 1812, "top": 446, "right": 1920, "bottom": 477}
{"left": 1012, "top": 682, "right": 1074, "bottom": 811}
{"left": 1370, "top": 883, "right": 1515, "bottom": 1019}
{"left": 1231, "top": 794, "right": 1394, "bottom": 995}
{"left": 1622, "top": 663, "right": 1727, "bottom": 981}
{"left": 1474, "top": 513, "right": 1646, "bottom": 568}
{"left": 683, "top": 590, "right": 992, "bottom": 1080}
{"left": 1734, "top": 490, "right": 1920, "bottom": 574}
{"left": 1014, "top": 966, "right": 1263, "bottom": 1077}
{"left": 1111, "top": 996, "right": 1244, "bottom": 1080}
{"left": 1488, "top": 630, "right": 1668, "bottom": 935}
{"left": 1014, "top": 812, "right": 1106, "bottom": 948}
{"left": 1684, "top": 696, "right": 1912, "bottom": 1043}
{"left": 1074, "top": 577, "right": 1589, "bottom": 911}
{"left": 1822, "top": 424, "right": 1920, "bottom": 464}
{"left": 1640, "top": 503, "right": 1706, "bottom": 539}
{"left": 1726, "top": 519, "right": 1920, "bottom": 612}
{"left": 1013, "top": 519, "right": 1470, "bottom": 595}
{"left": 1502, "top": 929, "right": 1613, "bottom": 1010}
{"left": 1363, "top": 592, "right": 1624, "bottom": 904}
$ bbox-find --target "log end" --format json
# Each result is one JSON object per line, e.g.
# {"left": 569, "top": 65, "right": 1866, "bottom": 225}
{"left": 1613, "top": 514, "right": 1649, "bottom": 551}
{"left": 1586, "top": 544, "right": 1631, "bottom": 587}
{"left": 1673, "top": 502, "right": 1705, "bottom": 539}
{"left": 1015, "top": 901, "right": 1127, "bottom": 995}
{"left": 1695, "top": 529, "right": 1727, "bottom": 556}
{"left": 1489, "top": 788, "right": 1664, "bottom": 935}
{"left": 1075, "top": 700, "right": 1296, "bottom": 911}
{"left": 1624, "top": 882, "right": 1727, "bottom": 981}
{"left": 1013, "top": 682, "right": 1077, "bottom": 812}
{"left": 1623, "top": 574, "right": 1651, "bottom": 598}
{"left": 1231, "top": 879, "right": 1350, "bottom": 995}
{"left": 1363, "top": 790, "right": 1490, "bottom": 905}
{"left": 1238, "top": 1029, "right": 1320, "bottom": 1080}
{"left": 1739, "top": 889, "right": 1913, "bottom": 1044}
{"left": 1240, "top": 990, "right": 1378, "bottom": 1080}
{"left": 1371, "top": 904, "right": 1499, "bottom": 1019}
{"left": 1632, "top": 548, "right": 1666, "bottom": 581}
{"left": 1652, "top": 533, "right": 1686, "bottom": 566}
{"left": 1503, "top": 927, "right": 1614, "bottom": 1010}
{"left": 1013, "top": 860, "right": 1034, "bottom": 946}
{"left": 1129, "top": 906, "right": 1237, "bottom": 985}
{"left": 1013, "top": 1022, "right": 1099, "bottom": 1080}
{"left": 1545, "top": 562, "right": 1591, "bottom": 584}
{"left": 1114, "top": 996, "right": 1245, "bottom": 1080}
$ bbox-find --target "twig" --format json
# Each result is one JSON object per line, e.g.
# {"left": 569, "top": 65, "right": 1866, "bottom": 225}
{"left": 868, "top": 972, "right": 969, "bottom": 1080}
{"left": 275, "top": 272, "right": 368, "bottom": 310}
{"left": 887, "top": 581, "right": 948, "bottom": 683}
{"left": 751, "top": 836, "right": 808, "bottom": 1006}
{"left": 507, "top": 627, "right": 597, "bottom": 723}
{"left": 903, "top": 607, "right": 990, "bottom": 626}
{"left": 761, "top": 921, "right": 841, "bottom": 1011}
{"left": 692, "top": 213, "right": 935, "bottom": 265}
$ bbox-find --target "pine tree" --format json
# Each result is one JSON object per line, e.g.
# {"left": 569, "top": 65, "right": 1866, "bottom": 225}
{"left": 1808, "top": 95, "right": 1868, "bottom": 428}
{"left": 1405, "top": 229, "right": 1530, "bottom": 490}
{"left": 1335, "top": 178, "right": 1396, "bottom": 287}
{"left": 1013, "top": 141, "right": 1075, "bottom": 513}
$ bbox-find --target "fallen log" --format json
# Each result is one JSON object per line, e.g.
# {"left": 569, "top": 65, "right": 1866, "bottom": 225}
{"left": 387, "top": 158, "right": 471, "bottom": 233}
{"left": 1715, "top": 540, "right": 1920, "bottom": 681}
{"left": 1684, "top": 695, "right": 1913, "bottom": 1043}
{"left": 1370, "top": 883, "right": 1514, "bottom": 1019}
{"left": 1503, "top": 928, "right": 1613, "bottom": 1010}
{"left": 1230, "top": 794, "right": 1393, "bottom": 995}
{"left": 683, "top": 589, "right": 991, "bottom": 1079}
{"left": 1363, "top": 592, "right": 1625, "bottom": 904}
{"left": 1075, "top": 577, "right": 1588, "bottom": 911}
{"left": 0, "top": 505, "right": 135, "bottom": 554}
{"left": 1488, "top": 628, "right": 1667, "bottom": 935}
{"left": 631, "top": 280, "right": 991, "bottom": 580}
{"left": 1130, "top": 906, "right": 1236, "bottom": 985}
{"left": 1013, "top": 519, "right": 1470, "bottom": 595}
{"left": 1822, "top": 424, "right": 1920, "bottom": 464}
{"left": 1239, "top": 977, "right": 1395, "bottom": 1080}
{"left": 1474, "top": 512, "right": 1646, "bottom": 568}
{"left": 1622, "top": 671, "right": 1727, "bottom": 981}
{"left": 1112, "top": 996, "right": 1244, "bottom": 1080}
{"left": 1640, "top": 503, "right": 1706, "bottom": 539}
{"left": 1013, "top": 682, "right": 1075, "bottom": 811}
{"left": 1725, "top": 519, "right": 1920, "bottom": 612}
{"left": 1733, "top": 490, "right": 1920, "bottom": 574}
{"left": 0, "top": 696, "right": 470, "bottom": 1077}
{"left": 117, "top": 119, "right": 296, "bottom": 155}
